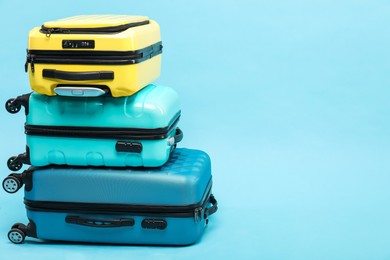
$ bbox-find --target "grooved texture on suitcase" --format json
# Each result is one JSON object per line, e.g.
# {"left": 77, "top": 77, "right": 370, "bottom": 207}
{"left": 22, "top": 84, "right": 181, "bottom": 167}
{"left": 25, "top": 149, "right": 211, "bottom": 206}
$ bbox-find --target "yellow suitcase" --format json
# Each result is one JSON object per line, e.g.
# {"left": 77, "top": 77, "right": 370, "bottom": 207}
{"left": 26, "top": 15, "right": 162, "bottom": 97}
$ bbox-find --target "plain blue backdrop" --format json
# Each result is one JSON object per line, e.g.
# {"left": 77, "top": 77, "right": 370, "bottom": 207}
{"left": 1, "top": 0, "right": 390, "bottom": 259}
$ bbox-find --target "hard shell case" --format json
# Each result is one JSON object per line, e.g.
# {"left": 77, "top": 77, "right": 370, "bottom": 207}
{"left": 26, "top": 15, "right": 162, "bottom": 97}
{"left": 4, "top": 149, "right": 217, "bottom": 245}
{"left": 6, "top": 84, "right": 182, "bottom": 169}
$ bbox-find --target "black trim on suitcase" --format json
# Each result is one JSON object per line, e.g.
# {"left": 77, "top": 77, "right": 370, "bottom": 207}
{"left": 27, "top": 219, "right": 38, "bottom": 238}
{"left": 115, "top": 141, "right": 143, "bottom": 153}
{"left": 42, "top": 70, "right": 114, "bottom": 81}
{"left": 40, "top": 20, "right": 150, "bottom": 37}
{"left": 25, "top": 42, "right": 163, "bottom": 73}
{"left": 204, "top": 195, "right": 218, "bottom": 219}
{"left": 62, "top": 40, "right": 95, "bottom": 49}
{"left": 65, "top": 216, "right": 135, "bottom": 228}
{"left": 25, "top": 200, "right": 206, "bottom": 217}
{"left": 141, "top": 219, "right": 167, "bottom": 230}
{"left": 23, "top": 168, "right": 33, "bottom": 192}
{"left": 24, "top": 181, "right": 215, "bottom": 221}
{"left": 24, "top": 113, "right": 181, "bottom": 141}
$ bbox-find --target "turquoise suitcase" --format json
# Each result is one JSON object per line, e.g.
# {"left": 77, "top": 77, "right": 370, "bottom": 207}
{"left": 3, "top": 149, "right": 217, "bottom": 245}
{"left": 5, "top": 84, "right": 182, "bottom": 169}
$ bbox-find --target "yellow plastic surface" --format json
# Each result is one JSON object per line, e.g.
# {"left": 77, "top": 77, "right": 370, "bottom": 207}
{"left": 27, "top": 15, "right": 161, "bottom": 97}
{"left": 29, "top": 56, "right": 161, "bottom": 97}
{"left": 28, "top": 20, "right": 160, "bottom": 51}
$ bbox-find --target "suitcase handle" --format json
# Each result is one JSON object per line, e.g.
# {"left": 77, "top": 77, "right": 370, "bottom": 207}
{"left": 204, "top": 194, "right": 218, "bottom": 219}
{"left": 174, "top": 127, "right": 183, "bottom": 144}
{"left": 168, "top": 127, "right": 183, "bottom": 146}
{"left": 42, "top": 69, "right": 114, "bottom": 81}
{"left": 65, "top": 216, "right": 134, "bottom": 228}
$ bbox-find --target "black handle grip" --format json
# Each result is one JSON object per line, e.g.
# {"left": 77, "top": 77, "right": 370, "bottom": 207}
{"left": 65, "top": 216, "right": 134, "bottom": 228}
{"left": 42, "top": 69, "right": 114, "bottom": 81}
{"left": 115, "top": 141, "right": 142, "bottom": 153}
{"left": 204, "top": 194, "right": 218, "bottom": 219}
{"left": 174, "top": 127, "right": 183, "bottom": 144}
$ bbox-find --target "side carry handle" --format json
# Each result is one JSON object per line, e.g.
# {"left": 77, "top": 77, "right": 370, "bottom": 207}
{"left": 42, "top": 69, "right": 114, "bottom": 81}
{"left": 65, "top": 216, "right": 134, "bottom": 228}
{"left": 168, "top": 127, "right": 183, "bottom": 146}
{"left": 174, "top": 127, "right": 183, "bottom": 144}
{"left": 204, "top": 194, "right": 218, "bottom": 220}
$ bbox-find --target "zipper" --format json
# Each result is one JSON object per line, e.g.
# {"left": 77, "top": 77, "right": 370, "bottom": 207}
{"left": 43, "top": 28, "right": 70, "bottom": 37}
{"left": 24, "top": 53, "right": 141, "bottom": 72}
{"left": 40, "top": 20, "right": 150, "bottom": 37}
{"left": 24, "top": 181, "right": 213, "bottom": 219}
{"left": 25, "top": 55, "right": 35, "bottom": 73}
{"left": 25, "top": 113, "right": 180, "bottom": 140}
{"left": 25, "top": 42, "right": 162, "bottom": 73}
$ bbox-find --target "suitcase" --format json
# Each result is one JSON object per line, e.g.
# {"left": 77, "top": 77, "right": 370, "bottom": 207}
{"left": 25, "top": 15, "right": 162, "bottom": 97}
{"left": 3, "top": 149, "right": 218, "bottom": 245}
{"left": 5, "top": 84, "right": 182, "bottom": 169}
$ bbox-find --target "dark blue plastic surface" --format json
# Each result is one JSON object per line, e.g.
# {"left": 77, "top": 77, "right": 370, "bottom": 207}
{"left": 21, "top": 148, "right": 213, "bottom": 245}
{"left": 25, "top": 148, "right": 212, "bottom": 206}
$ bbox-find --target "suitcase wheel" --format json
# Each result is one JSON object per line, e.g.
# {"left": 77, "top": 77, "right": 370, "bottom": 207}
{"left": 7, "top": 156, "right": 23, "bottom": 171}
{"left": 8, "top": 227, "right": 26, "bottom": 244}
{"left": 2, "top": 175, "right": 22, "bottom": 193}
{"left": 5, "top": 98, "right": 21, "bottom": 114}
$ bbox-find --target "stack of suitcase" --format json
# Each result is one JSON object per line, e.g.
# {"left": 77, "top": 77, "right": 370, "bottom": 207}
{"left": 3, "top": 15, "right": 217, "bottom": 245}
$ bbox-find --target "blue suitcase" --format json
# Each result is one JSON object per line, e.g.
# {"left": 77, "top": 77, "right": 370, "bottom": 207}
{"left": 5, "top": 84, "right": 182, "bottom": 169}
{"left": 3, "top": 148, "right": 217, "bottom": 245}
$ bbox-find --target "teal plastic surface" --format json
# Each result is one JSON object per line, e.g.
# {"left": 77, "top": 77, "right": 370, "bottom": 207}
{"left": 27, "top": 84, "right": 180, "bottom": 128}
{"left": 24, "top": 84, "right": 181, "bottom": 167}
{"left": 27, "top": 132, "right": 176, "bottom": 167}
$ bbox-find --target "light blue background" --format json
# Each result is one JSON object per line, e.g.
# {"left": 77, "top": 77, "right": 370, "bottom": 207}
{"left": 1, "top": 0, "right": 390, "bottom": 259}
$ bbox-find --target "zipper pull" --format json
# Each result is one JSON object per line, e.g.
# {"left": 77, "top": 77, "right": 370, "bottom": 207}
{"left": 45, "top": 28, "right": 70, "bottom": 37}
{"left": 45, "top": 28, "right": 54, "bottom": 38}
{"left": 24, "top": 57, "right": 28, "bottom": 72}
{"left": 30, "top": 55, "right": 35, "bottom": 73}
{"left": 194, "top": 207, "right": 203, "bottom": 223}
{"left": 24, "top": 50, "right": 29, "bottom": 72}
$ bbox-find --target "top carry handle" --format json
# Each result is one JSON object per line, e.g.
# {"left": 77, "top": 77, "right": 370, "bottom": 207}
{"left": 40, "top": 15, "right": 150, "bottom": 37}
{"left": 41, "top": 21, "right": 149, "bottom": 37}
